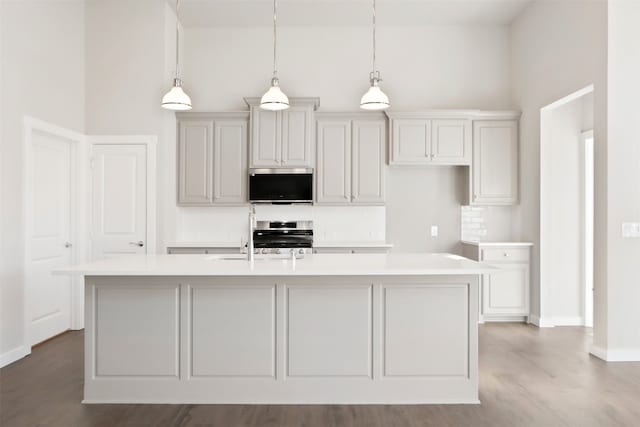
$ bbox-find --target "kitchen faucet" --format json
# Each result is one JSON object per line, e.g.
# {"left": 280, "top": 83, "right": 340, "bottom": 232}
{"left": 248, "top": 204, "right": 256, "bottom": 262}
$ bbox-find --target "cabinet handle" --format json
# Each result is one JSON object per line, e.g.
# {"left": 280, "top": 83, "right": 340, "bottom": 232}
{"left": 129, "top": 241, "right": 144, "bottom": 247}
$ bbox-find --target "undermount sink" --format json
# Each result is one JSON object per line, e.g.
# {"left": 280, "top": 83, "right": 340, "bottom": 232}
{"left": 204, "top": 254, "right": 249, "bottom": 261}
{"left": 204, "top": 253, "right": 302, "bottom": 261}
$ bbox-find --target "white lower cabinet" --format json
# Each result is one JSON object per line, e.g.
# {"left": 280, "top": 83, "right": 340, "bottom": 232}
{"left": 315, "top": 114, "right": 386, "bottom": 205}
{"left": 482, "top": 263, "right": 529, "bottom": 318}
{"left": 462, "top": 242, "right": 531, "bottom": 322}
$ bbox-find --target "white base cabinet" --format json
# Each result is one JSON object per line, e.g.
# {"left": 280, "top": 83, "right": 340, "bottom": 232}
{"left": 462, "top": 242, "right": 531, "bottom": 322}
{"left": 83, "top": 274, "right": 479, "bottom": 404}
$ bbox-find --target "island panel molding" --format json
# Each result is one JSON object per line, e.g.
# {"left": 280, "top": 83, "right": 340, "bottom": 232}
{"left": 67, "top": 254, "right": 486, "bottom": 404}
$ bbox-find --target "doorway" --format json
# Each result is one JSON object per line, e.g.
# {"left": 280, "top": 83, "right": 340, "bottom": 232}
{"left": 88, "top": 136, "right": 157, "bottom": 260}
{"left": 24, "top": 118, "right": 86, "bottom": 346}
{"left": 540, "top": 86, "right": 595, "bottom": 328}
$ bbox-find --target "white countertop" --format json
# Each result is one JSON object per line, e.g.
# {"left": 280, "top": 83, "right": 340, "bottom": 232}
{"left": 166, "top": 241, "right": 394, "bottom": 249}
{"left": 56, "top": 253, "right": 491, "bottom": 277}
{"left": 460, "top": 240, "right": 533, "bottom": 247}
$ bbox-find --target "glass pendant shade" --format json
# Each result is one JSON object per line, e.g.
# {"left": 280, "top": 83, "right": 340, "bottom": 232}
{"left": 162, "top": 79, "right": 192, "bottom": 111}
{"left": 260, "top": 79, "right": 290, "bottom": 111}
{"left": 360, "top": 82, "right": 390, "bottom": 110}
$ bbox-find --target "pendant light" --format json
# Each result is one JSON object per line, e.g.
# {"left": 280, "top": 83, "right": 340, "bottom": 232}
{"left": 360, "top": 0, "right": 390, "bottom": 110}
{"left": 260, "top": 0, "right": 289, "bottom": 110}
{"left": 162, "top": 0, "right": 192, "bottom": 111}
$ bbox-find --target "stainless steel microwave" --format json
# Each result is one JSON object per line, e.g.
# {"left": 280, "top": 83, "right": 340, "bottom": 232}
{"left": 248, "top": 168, "right": 313, "bottom": 204}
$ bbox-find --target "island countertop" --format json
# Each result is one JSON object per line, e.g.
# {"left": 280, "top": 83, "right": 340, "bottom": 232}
{"left": 56, "top": 253, "right": 492, "bottom": 277}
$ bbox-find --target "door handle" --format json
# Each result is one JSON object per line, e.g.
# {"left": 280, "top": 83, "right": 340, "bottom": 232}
{"left": 129, "top": 241, "right": 144, "bottom": 247}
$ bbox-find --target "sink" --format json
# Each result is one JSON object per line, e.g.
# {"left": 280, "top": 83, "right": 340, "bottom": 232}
{"left": 204, "top": 254, "right": 249, "bottom": 261}
{"left": 204, "top": 253, "right": 302, "bottom": 261}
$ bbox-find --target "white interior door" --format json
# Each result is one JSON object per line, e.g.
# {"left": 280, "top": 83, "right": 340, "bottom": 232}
{"left": 27, "top": 131, "right": 73, "bottom": 345}
{"left": 92, "top": 144, "right": 147, "bottom": 259}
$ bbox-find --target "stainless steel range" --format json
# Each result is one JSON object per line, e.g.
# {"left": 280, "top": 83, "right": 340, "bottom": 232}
{"left": 252, "top": 220, "right": 313, "bottom": 256}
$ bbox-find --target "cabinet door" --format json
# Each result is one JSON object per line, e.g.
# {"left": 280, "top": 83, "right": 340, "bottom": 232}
{"left": 482, "top": 264, "right": 529, "bottom": 316}
{"left": 472, "top": 120, "right": 518, "bottom": 205}
{"left": 281, "top": 105, "right": 313, "bottom": 167}
{"left": 431, "top": 119, "right": 471, "bottom": 165}
{"left": 316, "top": 120, "right": 351, "bottom": 204}
{"left": 352, "top": 120, "right": 385, "bottom": 204}
{"left": 213, "top": 119, "right": 247, "bottom": 204}
{"left": 390, "top": 119, "right": 431, "bottom": 165}
{"left": 178, "top": 120, "right": 213, "bottom": 205}
{"left": 250, "top": 106, "right": 280, "bottom": 167}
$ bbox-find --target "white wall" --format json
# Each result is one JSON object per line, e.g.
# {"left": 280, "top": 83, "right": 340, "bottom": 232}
{"left": 510, "top": 0, "right": 607, "bottom": 326}
{"left": 0, "top": 0, "right": 85, "bottom": 362}
{"left": 542, "top": 92, "right": 593, "bottom": 325}
{"left": 603, "top": 0, "right": 640, "bottom": 359}
{"left": 177, "top": 24, "right": 514, "bottom": 249}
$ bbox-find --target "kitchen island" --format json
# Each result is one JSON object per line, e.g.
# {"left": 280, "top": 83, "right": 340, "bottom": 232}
{"left": 57, "top": 253, "right": 490, "bottom": 404}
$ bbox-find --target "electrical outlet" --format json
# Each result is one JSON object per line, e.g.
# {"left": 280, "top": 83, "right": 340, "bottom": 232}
{"left": 431, "top": 226, "right": 438, "bottom": 237}
{"left": 622, "top": 222, "right": 640, "bottom": 238}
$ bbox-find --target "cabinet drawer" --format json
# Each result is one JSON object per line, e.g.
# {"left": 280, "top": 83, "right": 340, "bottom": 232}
{"left": 481, "top": 248, "right": 529, "bottom": 262}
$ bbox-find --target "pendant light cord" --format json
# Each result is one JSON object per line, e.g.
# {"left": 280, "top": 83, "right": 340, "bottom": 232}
{"left": 175, "top": 0, "right": 181, "bottom": 81}
{"left": 273, "top": 0, "right": 278, "bottom": 82}
{"left": 372, "top": 0, "right": 376, "bottom": 78}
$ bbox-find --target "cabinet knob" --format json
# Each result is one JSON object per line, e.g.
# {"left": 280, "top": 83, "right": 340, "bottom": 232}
{"left": 503, "top": 253, "right": 509, "bottom": 257}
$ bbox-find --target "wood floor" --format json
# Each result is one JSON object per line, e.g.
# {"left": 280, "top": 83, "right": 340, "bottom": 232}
{"left": 1, "top": 324, "right": 640, "bottom": 427}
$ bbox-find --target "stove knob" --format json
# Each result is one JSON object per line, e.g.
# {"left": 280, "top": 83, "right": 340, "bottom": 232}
{"left": 276, "top": 249, "right": 281, "bottom": 255}
{"left": 298, "top": 249, "right": 304, "bottom": 255}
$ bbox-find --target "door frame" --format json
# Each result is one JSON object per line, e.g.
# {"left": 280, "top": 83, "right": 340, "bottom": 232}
{"left": 23, "top": 116, "right": 87, "bottom": 352}
{"left": 581, "top": 130, "right": 595, "bottom": 328}
{"left": 539, "top": 84, "right": 594, "bottom": 328}
{"left": 87, "top": 135, "right": 158, "bottom": 257}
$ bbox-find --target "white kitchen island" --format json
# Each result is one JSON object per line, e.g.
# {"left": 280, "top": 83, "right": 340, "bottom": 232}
{"left": 58, "top": 253, "right": 490, "bottom": 404}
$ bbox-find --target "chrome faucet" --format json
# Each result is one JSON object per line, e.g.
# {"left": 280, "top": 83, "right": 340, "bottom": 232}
{"left": 248, "top": 205, "right": 256, "bottom": 262}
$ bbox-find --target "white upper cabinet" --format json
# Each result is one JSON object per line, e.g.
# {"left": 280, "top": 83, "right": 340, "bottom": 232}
{"left": 352, "top": 120, "right": 385, "bottom": 204}
{"left": 430, "top": 119, "right": 471, "bottom": 165}
{"left": 471, "top": 120, "right": 518, "bottom": 205}
{"left": 316, "top": 120, "right": 351, "bottom": 204}
{"left": 387, "top": 114, "right": 471, "bottom": 166}
{"left": 250, "top": 107, "right": 280, "bottom": 167}
{"left": 178, "top": 120, "right": 213, "bottom": 205}
{"left": 245, "top": 97, "right": 319, "bottom": 168}
{"left": 177, "top": 113, "right": 249, "bottom": 206}
{"left": 213, "top": 119, "right": 248, "bottom": 204}
{"left": 316, "top": 114, "right": 386, "bottom": 205}
{"left": 391, "top": 119, "right": 431, "bottom": 164}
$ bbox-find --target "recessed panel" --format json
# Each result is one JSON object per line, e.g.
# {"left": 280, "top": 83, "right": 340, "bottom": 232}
{"left": 384, "top": 285, "right": 468, "bottom": 377}
{"left": 287, "top": 285, "right": 372, "bottom": 377}
{"left": 191, "top": 286, "right": 275, "bottom": 377}
{"left": 95, "top": 286, "right": 179, "bottom": 377}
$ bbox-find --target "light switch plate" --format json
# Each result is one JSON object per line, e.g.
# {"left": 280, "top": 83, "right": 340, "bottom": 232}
{"left": 431, "top": 226, "right": 438, "bottom": 237}
{"left": 622, "top": 222, "right": 640, "bottom": 238}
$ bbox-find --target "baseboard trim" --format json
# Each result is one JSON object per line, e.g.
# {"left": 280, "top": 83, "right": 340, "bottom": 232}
{"left": 553, "top": 316, "right": 585, "bottom": 326}
{"left": 590, "top": 345, "right": 640, "bottom": 362}
{"left": 528, "top": 315, "right": 555, "bottom": 328}
{"left": 0, "top": 345, "right": 29, "bottom": 368}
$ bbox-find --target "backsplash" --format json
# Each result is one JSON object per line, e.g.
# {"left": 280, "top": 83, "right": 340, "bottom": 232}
{"left": 175, "top": 206, "right": 386, "bottom": 244}
{"left": 460, "top": 206, "right": 514, "bottom": 242}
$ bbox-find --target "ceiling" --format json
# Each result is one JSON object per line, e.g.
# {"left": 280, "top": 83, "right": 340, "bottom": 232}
{"left": 177, "top": 0, "right": 534, "bottom": 28}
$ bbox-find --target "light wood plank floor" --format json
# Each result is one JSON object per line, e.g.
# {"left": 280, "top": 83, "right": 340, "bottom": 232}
{"left": 1, "top": 324, "right": 640, "bottom": 426}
